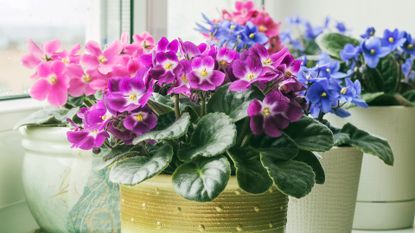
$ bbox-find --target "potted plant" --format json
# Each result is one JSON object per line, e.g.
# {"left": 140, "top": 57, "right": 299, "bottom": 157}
{"left": 202, "top": 8, "right": 394, "bottom": 233}
{"left": 16, "top": 34, "right": 157, "bottom": 232}
{"left": 285, "top": 53, "right": 394, "bottom": 233}
{"left": 315, "top": 27, "right": 415, "bottom": 230}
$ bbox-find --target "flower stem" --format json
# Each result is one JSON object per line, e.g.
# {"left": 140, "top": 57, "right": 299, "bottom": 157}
{"left": 174, "top": 94, "right": 181, "bottom": 118}
{"left": 200, "top": 92, "right": 206, "bottom": 116}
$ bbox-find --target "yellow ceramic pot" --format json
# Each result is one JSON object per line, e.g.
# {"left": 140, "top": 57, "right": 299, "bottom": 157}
{"left": 120, "top": 175, "right": 288, "bottom": 233}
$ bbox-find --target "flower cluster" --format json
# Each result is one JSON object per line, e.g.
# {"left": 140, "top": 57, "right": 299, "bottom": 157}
{"left": 21, "top": 31, "right": 304, "bottom": 150}
{"left": 196, "top": 0, "right": 282, "bottom": 52}
{"left": 299, "top": 54, "right": 367, "bottom": 118}
{"left": 340, "top": 27, "right": 415, "bottom": 81}
{"left": 22, "top": 33, "right": 155, "bottom": 106}
{"left": 281, "top": 16, "right": 348, "bottom": 57}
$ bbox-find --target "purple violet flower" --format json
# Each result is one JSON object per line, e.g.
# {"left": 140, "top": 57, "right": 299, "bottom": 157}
{"left": 67, "top": 129, "right": 109, "bottom": 150}
{"left": 217, "top": 47, "right": 239, "bottom": 67}
{"left": 189, "top": 55, "right": 225, "bottom": 91}
{"left": 123, "top": 107, "right": 158, "bottom": 135}
{"left": 168, "top": 60, "right": 192, "bottom": 95}
{"left": 382, "top": 29, "right": 405, "bottom": 51}
{"left": 105, "top": 68, "right": 153, "bottom": 113}
{"left": 247, "top": 90, "right": 303, "bottom": 138}
{"left": 229, "top": 55, "right": 267, "bottom": 91}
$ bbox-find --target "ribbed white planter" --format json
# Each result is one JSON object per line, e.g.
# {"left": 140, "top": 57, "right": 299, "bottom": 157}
{"left": 19, "top": 126, "right": 120, "bottom": 233}
{"left": 328, "top": 107, "right": 415, "bottom": 230}
{"left": 286, "top": 147, "right": 363, "bottom": 233}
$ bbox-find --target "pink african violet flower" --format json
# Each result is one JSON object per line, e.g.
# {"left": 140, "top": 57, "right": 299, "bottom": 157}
{"left": 67, "top": 64, "right": 106, "bottom": 97}
{"left": 247, "top": 90, "right": 303, "bottom": 137}
{"left": 59, "top": 44, "right": 81, "bottom": 65}
{"left": 189, "top": 56, "right": 225, "bottom": 91}
{"left": 133, "top": 32, "right": 155, "bottom": 53}
{"left": 251, "top": 11, "right": 280, "bottom": 37}
{"left": 123, "top": 107, "right": 158, "bottom": 135}
{"left": 82, "top": 41, "right": 122, "bottom": 75}
{"left": 22, "top": 39, "right": 63, "bottom": 69}
{"left": 230, "top": 0, "right": 256, "bottom": 25}
{"left": 29, "top": 61, "right": 69, "bottom": 106}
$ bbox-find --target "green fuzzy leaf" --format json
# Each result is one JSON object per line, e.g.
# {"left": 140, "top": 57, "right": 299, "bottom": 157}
{"left": 403, "top": 90, "right": 415, "bottom": 103}
{"left": 341, "top": 123, "right": 394, "bottom": 165}
{"left": 109, "top": 144, "right": 173, "bottom": 185}
{"left": 316, "top": 32, "right": 360, "bottom": 59}
{"left": 294, "top": 150, "right": 325, "bottom": 184}
{"left": 228, "top": 148, "right": 273, "bottom": 194}
{"left": 133, "top": 113, "right": 191, "bottom": 144}
{"left": 283, "top": 116, "right": 334, "bottom": 152}
{"left": 147, "top": 93, "right": 174, "bottom": 115}
{"left": 256, "top": 135, "right": 299, "bottom": 160}
{"left": 364, "top": 93, "right": 413, "bottom": 106}
{"left": 178, "top": 113, "right": 237, "bottom": 161}
{"left": 333, "top": 132, "right": 351, "bottom": 146}
{"left": 361, "top": 92, "right": 385, "bottom": 104}
{"left": 207, "top": 84, "right": 256, "bottom": 122}
{"left": 14, "top": 107, "right": 78, "bottom": 129}
{"left": 261, "top": 156, "right": 315, "bottom": 198}
{"left": 172, "top": 156, "right": 231, "bottom": 202}
{"left": 363, "top": 55, "right": 401, "bottom": 94}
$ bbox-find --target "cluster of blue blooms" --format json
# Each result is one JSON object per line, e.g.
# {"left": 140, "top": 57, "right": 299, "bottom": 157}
{"left": 340, "top": 27, "right": 415, "bottom": 81}
{"left": 196, "top": 14, "right": 268, "bottom": 50}
{"left": 281, "top": 16, "right": 348, "bottom": 55}
{"left": 299, "top": 54, "right": 367, "bottom": 118}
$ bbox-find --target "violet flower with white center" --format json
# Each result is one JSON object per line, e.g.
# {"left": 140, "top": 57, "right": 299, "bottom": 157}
{"left": 217, "top": 47, "right": 239, "bottom": 67}
{"left": 247, "top": 90, "right": 303, "bottom": 137}
{"left": 123, "top": 107, "right": 158, "bottom": 135}
{"left": 153, "top": 51, "right": 180, "bottom": 84}
{"left": 189, "top": 55, "right": 225, "bottom": 91}
{"left": 229, "top": 55, "right": 274, "bottom": 92}
{"left": 105, "top": 69, "right": 153, "bottom": 113}
{"left": 168, "top": 60, "right": 192, "bottom": 95}
{"left": 67, "top": 129, "right": 109, "bottom": 150}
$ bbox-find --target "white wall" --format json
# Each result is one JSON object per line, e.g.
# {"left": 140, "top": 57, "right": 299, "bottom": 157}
{"left": 269, "top": 0, "right": 415, "bottom": 36}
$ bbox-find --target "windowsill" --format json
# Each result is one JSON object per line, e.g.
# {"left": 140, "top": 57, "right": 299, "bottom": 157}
{"left": 0, "top": 98, "right": 45, "bottom": 132}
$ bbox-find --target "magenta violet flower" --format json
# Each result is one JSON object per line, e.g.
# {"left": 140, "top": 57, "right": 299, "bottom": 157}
{"left": 229, "top": 55, "right": 265, "bottom": 91}
{"left": 123, "top": 107, "right": 158, "bottom": 135}
{"left": 67, "top": 128, "right": 109, "bottom": 150}
{"left": 247, "top": 90, "right": 303, "bottom": 137}
{"left": 189, "top": 55, "right": 225, "bottom": 91}
{"left": 168, "top": 60, "right": 192, "bottom": 95}
{"left": 105, "top": 69, "right": 153, "bottom": 113}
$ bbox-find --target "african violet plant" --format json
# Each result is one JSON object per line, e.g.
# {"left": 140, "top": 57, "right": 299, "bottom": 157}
{"left": 316, "top": 27, "right": 415, "bottom": 105}
{"left": 196, "top": 0, "right": 284, "bottom": 53}
{"left": 19, "top": 29, "right": 339, "bottom": 202}
{"left": 298, "top": 52, "right": 394, "bottom": 165}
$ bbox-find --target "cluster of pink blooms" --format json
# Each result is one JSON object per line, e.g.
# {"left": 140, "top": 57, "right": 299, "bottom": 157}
{"left": 22, "top": 33, "right": 155, "bottom": 106}
{"left": 22, "top": 30, "right": 305, "bottom": 150}
{"left": 220, "top": 0, "right": 283, "bottom": 52}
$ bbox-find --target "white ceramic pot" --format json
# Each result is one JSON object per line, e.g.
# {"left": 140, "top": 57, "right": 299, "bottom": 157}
{"left": 19, "top": 126, "right": 120, "bottom": 233}
{"left": 328, "top": 107, "right": 415, "bottom": 230}
{"left": 286, "top": 147, "right": 363, "bottom": 233}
